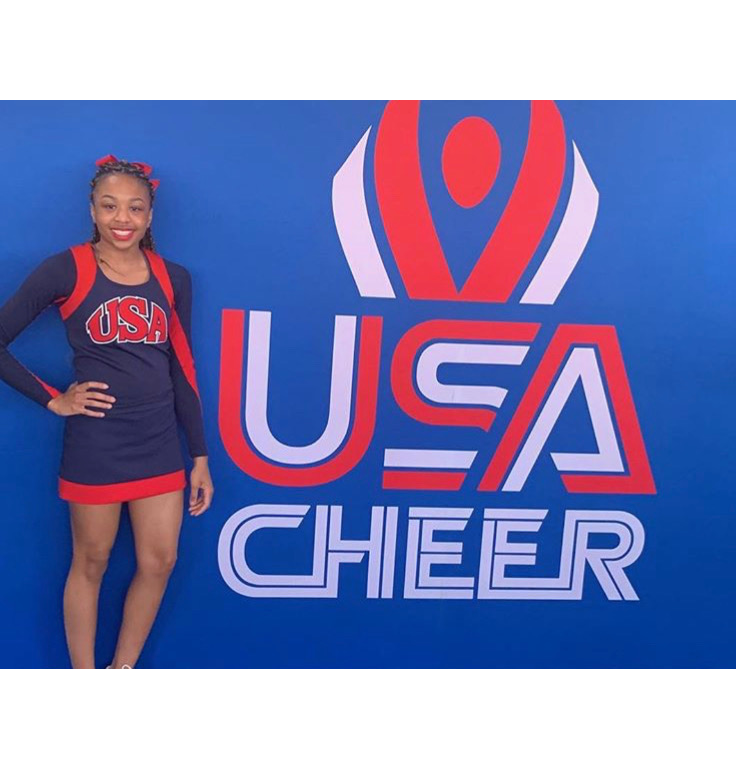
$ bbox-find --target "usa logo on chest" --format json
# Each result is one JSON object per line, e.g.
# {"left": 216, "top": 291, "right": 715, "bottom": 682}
{"left": 85, "top": 296, "right": 168, "bottom": 344}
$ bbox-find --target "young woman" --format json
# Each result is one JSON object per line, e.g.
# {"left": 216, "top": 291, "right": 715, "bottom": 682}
{"left": 0, "top": 155, "right": 214, "bottom": 669}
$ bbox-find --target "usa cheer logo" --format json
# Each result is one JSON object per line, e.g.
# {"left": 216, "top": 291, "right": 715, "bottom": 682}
{"left": 218, "top": 100, "right": 655, "bottom": 601}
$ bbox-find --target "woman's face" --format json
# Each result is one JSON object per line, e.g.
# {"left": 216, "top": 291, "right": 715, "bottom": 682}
{"left": 90, "top": 173, "right": 153, "bottom": 252}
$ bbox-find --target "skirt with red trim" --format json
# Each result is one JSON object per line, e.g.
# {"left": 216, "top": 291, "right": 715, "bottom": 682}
{"left": 58, "top": 391, "right": 186, "bottom": 505}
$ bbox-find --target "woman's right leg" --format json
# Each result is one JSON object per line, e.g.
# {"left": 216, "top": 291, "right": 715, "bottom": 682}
{"left": 64, "top": 500, "right": 122, "bottom": 669}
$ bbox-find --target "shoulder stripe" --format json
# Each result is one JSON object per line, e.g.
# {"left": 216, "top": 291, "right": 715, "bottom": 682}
{"left": 60, "top": 243, "right": 97, "bottom": 320}
{"left": 144, "top": 248, "right": 174, "bottom": 308}
{"left": 148, "top": 251, "right": 201, "bottom": 400}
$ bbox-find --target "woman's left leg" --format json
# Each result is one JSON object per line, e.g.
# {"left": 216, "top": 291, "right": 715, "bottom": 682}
{"left": 109, "top": 488, "right": 183, "bottom": 668}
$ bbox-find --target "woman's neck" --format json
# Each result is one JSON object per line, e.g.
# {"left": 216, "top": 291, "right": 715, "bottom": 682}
{"left": 93, "top": 241, "right": 143, "bottom": 263}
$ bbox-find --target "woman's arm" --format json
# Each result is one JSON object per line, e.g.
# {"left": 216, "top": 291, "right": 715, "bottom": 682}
{"left": 0, "top": 251, "right": 75, "bottom": 408}
{"left": 168, "top": 264, "right": 208, "bottom": 458}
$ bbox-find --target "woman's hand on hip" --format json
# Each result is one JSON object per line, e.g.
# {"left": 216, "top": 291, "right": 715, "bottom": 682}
{"left": 46, "top": 381, "right": 116, "bottom": 418}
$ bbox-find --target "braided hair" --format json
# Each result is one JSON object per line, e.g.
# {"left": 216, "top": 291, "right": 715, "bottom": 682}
{"left": 89, "top": 159, "right": 157, "bottom": 251}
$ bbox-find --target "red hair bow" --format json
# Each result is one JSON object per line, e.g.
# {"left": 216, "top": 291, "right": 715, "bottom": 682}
{"left": 95, "top": 154, "right": 160, "bottom": 190}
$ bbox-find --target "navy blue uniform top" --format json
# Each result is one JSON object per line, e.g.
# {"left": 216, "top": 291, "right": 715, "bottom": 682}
{"left": 0, "top": 243, "right": 207, "bottom": 460}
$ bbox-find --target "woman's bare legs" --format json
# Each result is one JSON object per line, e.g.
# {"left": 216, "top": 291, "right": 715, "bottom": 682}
{"left": 64, "top": 500, "right": 123, "bottom": 669}
{"left": 109, "top": 488, "right": 183, "bottom": 668}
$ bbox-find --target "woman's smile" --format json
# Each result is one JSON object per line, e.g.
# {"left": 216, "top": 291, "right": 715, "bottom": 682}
{"left": 111, "top": 228, "right": 135, "bottom": 241}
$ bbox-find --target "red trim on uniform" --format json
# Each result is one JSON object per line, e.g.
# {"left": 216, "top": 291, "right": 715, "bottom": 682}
{"left": 59, "top": 469, "right": 186, "bottom": 504}
{"left": 144, "top": 248, "right": 174, "bottom": 307}
{"left": 144, "top": 248, "right": 201, "bottom": 399}
{"left": 60, "top": 243, "right": 97, "bottom": 320}
{"left": 30, "top": 371, "right": 61, "bottom": 399}
{"left": 170, "top": 309, "right": 201, "bottom": 398}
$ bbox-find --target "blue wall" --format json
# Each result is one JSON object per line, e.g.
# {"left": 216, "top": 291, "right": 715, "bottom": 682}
{"left": 0, "top": 101, "right": 733, "bottom": 667}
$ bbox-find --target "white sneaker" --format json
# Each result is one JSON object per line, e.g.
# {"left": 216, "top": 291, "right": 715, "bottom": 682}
{"left": 106, "top": 663, "right": 133, "bottom": 669}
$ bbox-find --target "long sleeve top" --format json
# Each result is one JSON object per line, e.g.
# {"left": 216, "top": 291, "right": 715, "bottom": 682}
{"left": 0, "top": 244, "right": 207, "bottom": 458}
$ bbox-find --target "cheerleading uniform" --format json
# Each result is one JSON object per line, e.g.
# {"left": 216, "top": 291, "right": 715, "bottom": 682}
{"left": 0, "top": 242, "right": 207, "bottom": 504}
